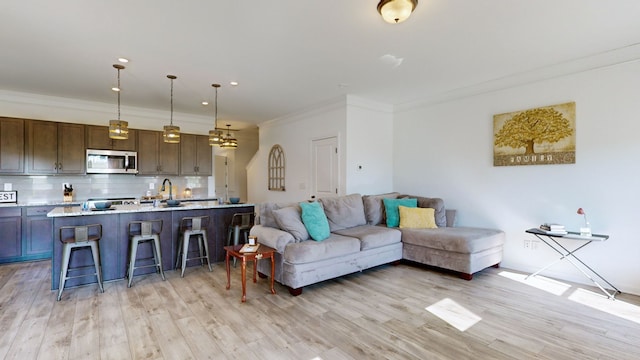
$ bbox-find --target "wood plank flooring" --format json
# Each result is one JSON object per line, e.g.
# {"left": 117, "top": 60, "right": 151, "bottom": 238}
{"left": 1, "top": 260, "right": 639, "bottom": 359}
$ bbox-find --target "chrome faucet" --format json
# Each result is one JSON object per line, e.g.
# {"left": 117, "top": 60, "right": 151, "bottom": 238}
{"left": 161, "top": 178, "right": 173, "bottom": 200}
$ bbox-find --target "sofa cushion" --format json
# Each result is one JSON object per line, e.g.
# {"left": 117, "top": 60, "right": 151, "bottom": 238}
{"left": 283, "top": 233, "right": 361, "bottom": 264}
{"left": 300, "top": 201, "right": 331, "bottom": 241}
{"left": 362, "top": 192, "right": 400, "bottom": 226}
{"left": 399, "top": 206, "right": 437, "bottom": 229}
{"left": 258, "top": 201, "right": 299, "bottom": 228}
{"left": 333, "top": 225, "right": 402, "bottom": 251}
{"left": 272, "top": 206, "right": 309, "bottom": 242}
{"left": 319, "top": 193, "right": 367, "bottom": 232}
{"left": 399, "top": 195, "right": 446, "bottom": 228}
{"left": 383, "top": 198, "right": 418, "bottom": 227}
{"left": 401, "top": 227, "right": 505, "bottom": 254}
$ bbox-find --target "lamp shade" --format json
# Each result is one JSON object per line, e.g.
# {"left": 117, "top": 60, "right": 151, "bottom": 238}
{"left": 377, "top": 0, "right": 418, "bottom": 23}
{"left": 109, "top": 120, "right": 129, "bottom": 140}
{"left": 163, "top": 125, "right": 180, "bottom": 143}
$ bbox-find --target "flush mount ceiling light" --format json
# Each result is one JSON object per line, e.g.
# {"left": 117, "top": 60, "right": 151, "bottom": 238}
{"left": 377, "top": 0, "right": 418, "bottom": 24}
{"left": 208, "top": 84, "right": 223, "bottom": 146}
{"left": 220, "top": 124, "right": 238, "bottom": 149}
{"left": 163, "top": 75, "right": 180, "bottom": 143}
{"left": 109, "top": 64, "right": 129, "bottom": 140}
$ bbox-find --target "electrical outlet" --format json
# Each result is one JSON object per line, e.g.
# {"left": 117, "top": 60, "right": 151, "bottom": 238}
{"left": 524, "top": 239, "right": 531, "bottom": 249}
{"left": 530, "top": 239, "right": 539, "bottom": 250}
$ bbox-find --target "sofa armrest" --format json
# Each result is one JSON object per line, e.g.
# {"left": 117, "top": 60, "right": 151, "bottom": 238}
{"left": 446, "top": 209, "right": 457, "bottom": 227}
{"left": 249, "top": 225, "right": 295, "bottom": 253}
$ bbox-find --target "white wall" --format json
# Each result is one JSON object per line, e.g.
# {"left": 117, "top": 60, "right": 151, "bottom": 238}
{"left": 345, "top": 96, "right": 394, "bottom": 195}
{"left": 247, "top": 96, "right": 394, "bottom": 204}
{"left": 394, "top": 60, "right": 640, "bottom": 295}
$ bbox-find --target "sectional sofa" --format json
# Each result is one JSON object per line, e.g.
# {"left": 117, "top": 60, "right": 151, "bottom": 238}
{"left": 250, "top": 193, "right": 505, "bottom": 295}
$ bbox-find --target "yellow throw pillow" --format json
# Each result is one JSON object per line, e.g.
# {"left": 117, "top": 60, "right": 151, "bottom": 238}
{"left": 398, "top": 206, "right": 438, "bottom": 229}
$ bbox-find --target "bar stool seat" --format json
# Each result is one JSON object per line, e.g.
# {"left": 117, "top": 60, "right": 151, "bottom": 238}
{"left": 127, "top": 220, "right": 165, "bottom": 287}
{"left": 57, "top": 224, "right": 104, "bottom": 301}
{"left": 175, "top": 216, "right": 212, "bottom": 277}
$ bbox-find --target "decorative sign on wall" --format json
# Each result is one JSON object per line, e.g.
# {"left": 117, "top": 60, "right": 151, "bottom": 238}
{"left": 268, "top": 144, "right": 286, "bottom": 191}
{"left": 493, "top": 101, "right": 576, "bottom": 166}
{"left": 0, "top": 191, "right": 18, "bottom": 203}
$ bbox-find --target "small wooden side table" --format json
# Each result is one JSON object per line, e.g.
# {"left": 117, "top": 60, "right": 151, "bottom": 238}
{"left": 224, "top": 244, "right": 277, "bottom": 302}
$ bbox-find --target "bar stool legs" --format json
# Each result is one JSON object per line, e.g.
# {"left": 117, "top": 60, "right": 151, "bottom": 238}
{"left": 127, "top": 220, "right": 165, "bottom": 287}
{"left": 57, "top": 224, "right": 104, "bottom": 301}
{"left": 176, "top": 216, "right": 212, "bottom": 277}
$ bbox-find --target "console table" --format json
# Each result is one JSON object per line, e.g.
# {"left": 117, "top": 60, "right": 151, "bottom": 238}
{"left": 525, "top": 228, "right": 620, "bottom": 299}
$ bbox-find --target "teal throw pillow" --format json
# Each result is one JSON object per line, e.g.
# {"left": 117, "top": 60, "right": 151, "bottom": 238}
{"left": 300, "top": 201, "right": 330, "bottom": 241}
{"left": 383, "top": 198, "right": 418, "bottom": 227}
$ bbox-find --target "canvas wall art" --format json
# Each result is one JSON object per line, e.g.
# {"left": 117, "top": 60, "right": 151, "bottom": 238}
{"left": 493, "top": 102, "right": 576, "bottom": 166}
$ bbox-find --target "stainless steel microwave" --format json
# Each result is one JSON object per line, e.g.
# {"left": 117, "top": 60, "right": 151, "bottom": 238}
{"left": 86, "top": 149, "right": 138, "bottom": 174}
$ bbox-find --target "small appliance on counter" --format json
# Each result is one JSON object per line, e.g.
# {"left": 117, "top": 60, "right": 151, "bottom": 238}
{"left": 86, "top": 197, "right": 138, "bottom": 209}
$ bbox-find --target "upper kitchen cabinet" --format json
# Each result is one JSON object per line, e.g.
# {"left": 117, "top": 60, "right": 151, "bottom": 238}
{"left": 86, "top": 125, "right": 137, "bottom": 151}
{"left": 180, "top": 134, "right": 212, "bottom": 176}
{"left": 26, "top": 120, "right": 85, "bottom": 174}
{"left": 0, "top": 117, "right": 25, "bottom": 174}
{"left": 137, "top": 130, "right": 179, "bottom": 175}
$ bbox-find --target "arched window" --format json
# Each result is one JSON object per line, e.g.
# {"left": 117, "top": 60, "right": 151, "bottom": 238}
{"left": 268, "top": 144, "right": 285, "bottom": 191}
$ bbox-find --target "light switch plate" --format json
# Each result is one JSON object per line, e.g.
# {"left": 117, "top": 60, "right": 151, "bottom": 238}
{"left": 3, "top": 183, "right": 12, "bottom": 191}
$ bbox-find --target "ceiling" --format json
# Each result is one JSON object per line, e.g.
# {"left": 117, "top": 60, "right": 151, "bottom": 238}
{"left": 2, "top": 1, "right": 640, "bottom": 129}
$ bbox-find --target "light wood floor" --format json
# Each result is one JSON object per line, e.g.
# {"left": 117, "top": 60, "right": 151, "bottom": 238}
{"left": 1, "top": 260, "right": 640, "bottom": 360}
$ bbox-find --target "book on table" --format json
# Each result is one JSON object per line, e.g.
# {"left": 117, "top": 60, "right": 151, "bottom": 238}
{"left": 539, "top": 223, "right": 567, "bottom": 235}
{"left": 239, "top": 243, "right": 260, "bottom": 253}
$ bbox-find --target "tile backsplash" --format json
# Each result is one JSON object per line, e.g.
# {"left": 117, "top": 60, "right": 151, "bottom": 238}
{"left": 0, "top": 174, "right": 212, "bottom": 204}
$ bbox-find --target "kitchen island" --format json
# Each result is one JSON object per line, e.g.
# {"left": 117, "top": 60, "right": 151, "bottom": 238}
{"left": 47, "top": 202, "right": 254, "bottom": 290}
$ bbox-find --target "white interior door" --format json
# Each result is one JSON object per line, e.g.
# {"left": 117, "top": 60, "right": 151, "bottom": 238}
{"left": 214, "top": 155, "right": 228, "bottom": 201}
{"left": 311, "top": 136, "right": 339, "bottom": 199}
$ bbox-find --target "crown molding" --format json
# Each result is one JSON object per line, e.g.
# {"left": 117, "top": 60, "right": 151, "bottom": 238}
{"left": 396, "top": 42, "right": 640, "bottom": 112}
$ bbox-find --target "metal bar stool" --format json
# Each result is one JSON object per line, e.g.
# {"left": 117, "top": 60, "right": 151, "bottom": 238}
{"left": 226, "top": 212, "right": 255, "bottom": 267}
{"left": 57, "top": 224, "right": 104, "bottom": 301}
{"left": 226, "top": 212, "right": 255, "bottom": 246}
{"left": 127, "top": 220, "right": 165, "bottom": 287}
{"left": 175, "top": 216, "right": 212, "bottom": 277}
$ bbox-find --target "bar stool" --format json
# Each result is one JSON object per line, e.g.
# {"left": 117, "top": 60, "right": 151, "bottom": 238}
{"left": 175, "top": 216, "right": 212, "bottom": 277}
{"left": 57, "top": 224, "right": 104, "bottom": 301}
{"left": 226, "top": 212, "right": 255, "bottom": 246}
{"left": 127, "top": 220, "right": 165, "bottom": 287}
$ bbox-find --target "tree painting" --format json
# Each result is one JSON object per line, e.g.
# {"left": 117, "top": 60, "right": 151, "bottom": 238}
{"left": 493, "top": 102, "right": 575, "bottom": 166}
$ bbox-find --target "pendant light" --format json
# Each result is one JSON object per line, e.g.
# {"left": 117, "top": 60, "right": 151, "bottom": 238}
{"left": 163, "top": 74, "right": 180, "bottom": 143}
{"left": 208, "top": 83, "right": 223, "bottom": 146}
{"left": 109, "top": 64, "right": 129, "bottom": 140}
{"left": 377, "top": 0, "right": 418, "bottom": 24}
{"left": 220, "top": 124, "right": 238, "bottom": 149}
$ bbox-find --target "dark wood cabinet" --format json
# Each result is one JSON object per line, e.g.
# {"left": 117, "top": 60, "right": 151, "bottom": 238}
{"left": 137, "top": 130, "right": 179, "bottom": 175}
{"left": 25, "top": 120, "right": 85, "bottom": 174}
{"left": 0, "top": 118, "right": 25, "bottom": 174}
{"left": 180, "top": 134, "right": 212, "bottom": 176}
{"left": 0, "top": 208, "right": 22, "bottom": 262}
{"left": 86, "top": 125, "right": 137, "bottom": 151}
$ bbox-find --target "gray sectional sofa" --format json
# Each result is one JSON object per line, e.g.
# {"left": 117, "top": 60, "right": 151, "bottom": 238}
{"left": 250, "top": 193, "right": 505, "bottom": 295}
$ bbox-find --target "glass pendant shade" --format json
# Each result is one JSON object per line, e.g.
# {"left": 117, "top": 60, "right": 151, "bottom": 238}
{"left": 209, "top": 129, "right": 223, "bottom": 146}
{"left": 377, "top": 0, "right": 417, "bottom": 23}
{"left": 109, "top": 64, "right": 129, "bottom": 140}
{"left": 163, "top": 74, "right": 180, "bottom": 143}
{"left": 109, "top": 120, "right": 129, "bottom": 140}
{"left": 163, "top": 125, "right": 180, "bottom": 143}
{"left": 220, "top": 124, "right": 238, "bottom": 149}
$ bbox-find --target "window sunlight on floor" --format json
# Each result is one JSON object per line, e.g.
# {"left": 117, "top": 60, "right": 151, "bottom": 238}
{"left": 498, "top": 270, "right": 572, "bottom": 296}
{"left": 425, "top": 298, "right": 482, "bottom": 331}
{"left": 568, "top": 288, "right": 640, "bottom": 325}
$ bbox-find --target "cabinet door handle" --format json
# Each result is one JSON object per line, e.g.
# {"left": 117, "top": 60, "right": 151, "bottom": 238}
{"left": 195, "top": 166, "right": 198, "bottom": 172}
{"left": 54, "top": 162, "right": 58, "bottom": 170}
{"left": 58, "top": 163, "right": 62, "bottom": 170}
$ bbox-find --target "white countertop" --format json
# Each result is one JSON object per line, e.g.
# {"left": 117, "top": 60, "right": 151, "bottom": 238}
{"left": 47, "top": 201, "right": 254, "bottom": 217}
